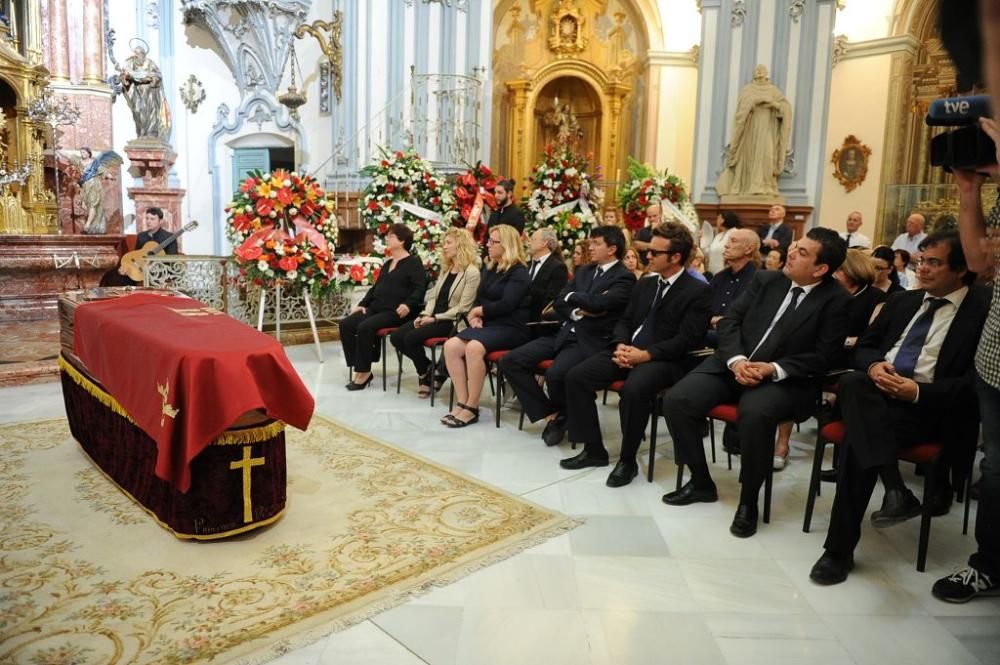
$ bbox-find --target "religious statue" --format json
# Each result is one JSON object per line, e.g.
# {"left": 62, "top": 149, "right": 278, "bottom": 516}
{"left": 118, "top": 38, "right": 172, "bottom": 142}
{"left": 58, "top": 148, "right": 123, "bottom": 234}
{"left": 543, "top": 96, "right": 582, "bottom": 148}
{"left": 716, "top": 65, "right": 792, "bottom": 199}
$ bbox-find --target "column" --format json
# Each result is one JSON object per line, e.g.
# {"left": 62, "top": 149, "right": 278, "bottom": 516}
{"left": 48, "top": 0, "right": 70, "bottom": 81}
{"left": 82, "top": 0, "right": 104, "bottom": 85}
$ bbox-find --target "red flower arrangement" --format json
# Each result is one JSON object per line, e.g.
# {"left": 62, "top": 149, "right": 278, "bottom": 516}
{"left": 226, "top": 169, "right": 339, "bottom": 295}
{"left": 453, "top": 161, "right": 498, "bottom": 241}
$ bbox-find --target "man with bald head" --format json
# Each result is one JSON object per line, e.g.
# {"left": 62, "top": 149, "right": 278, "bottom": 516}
{"left": 758, "top": 204, "right": 792, "bottom": 253}
{"left": 840, "top": 211, "right": 872, "bottom": 249}
{"left": 632, "top": 201, "right": 663, "bottom": 253}
{"left": 891, "top": 213, "right": 927, "bottom": 267}
{"left": 709, "top": 228, "right": 761, "bottom": 332}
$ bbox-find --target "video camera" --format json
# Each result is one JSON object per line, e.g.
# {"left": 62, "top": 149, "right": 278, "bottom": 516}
{"left": 928, "top": 95, "right": 997, "bottom": 172}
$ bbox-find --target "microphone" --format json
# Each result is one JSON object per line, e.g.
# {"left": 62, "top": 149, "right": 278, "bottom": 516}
{"left": 925, "top": 95, "right": 992, "bottom": 127}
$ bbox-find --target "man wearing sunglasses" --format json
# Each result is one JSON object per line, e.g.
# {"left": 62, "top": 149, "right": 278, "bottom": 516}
{"left": 661, "top": 227, "right": 851, "bottom": 538}
{"left": 559, "top": 223, "right": 712, "bottom": 488}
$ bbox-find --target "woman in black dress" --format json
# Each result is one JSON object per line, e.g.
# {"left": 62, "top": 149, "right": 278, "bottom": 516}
{"left": 340, "top": 223, "right": 426, "bottom": 389}
{"left": 390, "top": 227, "right": 481, "bottom": 396}
{"left": 441, "top": 224, "right": 530, "bottom": 427}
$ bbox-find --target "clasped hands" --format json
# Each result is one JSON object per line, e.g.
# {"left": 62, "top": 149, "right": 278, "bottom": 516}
{"left": 466, "top": 305, "right": 484, "bottom": 329}
{"left": 868, "top": 361, "right": 919, "bottom": 402}
{"left": 730, "top": 360, "right": 776, "bottom": 386}
{"left": 613, "top": 344, "right": 651, "bottom": 369}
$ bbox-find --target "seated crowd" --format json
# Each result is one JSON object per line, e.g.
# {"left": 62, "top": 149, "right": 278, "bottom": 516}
{"left": 336, "top": 203, "right": 995, "bottom": 597}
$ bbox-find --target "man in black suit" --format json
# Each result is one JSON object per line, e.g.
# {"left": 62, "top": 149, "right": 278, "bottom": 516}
{"left": 525, "top": 227, "right": 569, "bottom": 324}
{"left": 559, "top": 223, "right": 713, "bottom": 487}
{"left": 758, "top": 204, "right": 793, "bottom": 254}
{"left": 662, "top": 227, "right": 851, "bottom": 537}
{"left": 501, "top": 226, "right": 635, "bottom": 446}
{"left": 810, "top": 230, "right": 989, "bottom": 585}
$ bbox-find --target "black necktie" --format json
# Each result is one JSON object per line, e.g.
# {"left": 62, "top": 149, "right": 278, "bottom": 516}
{"left": 893, "top": 298, "right": 949, "bottom": 378}
{"left": 845, "top": 233, "right": 852, "bottom": 247}
{"left": 631, "top": 279, "right": 668, "bottom": 348}
{"left": 590, "top": 266, "right": 604, "bottom": 287}
{"left": 751, "top": 286, "right": 804, "bottom": 360}
{"left": 528, "top": 260, "right": 539, "bottom": 280}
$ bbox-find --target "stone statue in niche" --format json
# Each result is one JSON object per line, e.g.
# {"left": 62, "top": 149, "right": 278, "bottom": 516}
{"left": 118, "top": 38, "right": 172, "bottom": 143}
{"left": 716, "top": 65, "right": 793, "bottom": 200}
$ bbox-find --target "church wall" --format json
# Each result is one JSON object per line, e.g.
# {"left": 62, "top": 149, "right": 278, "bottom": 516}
{"left": 818, "top": 52, "right": 893, "bottom": 233}
{"left": 646, "top": 57, "right": 698, "bottom": 186}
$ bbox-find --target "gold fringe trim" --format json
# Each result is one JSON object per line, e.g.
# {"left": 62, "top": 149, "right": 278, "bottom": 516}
{"left": 58, "top": 354, "right": 286, "bottom": 446}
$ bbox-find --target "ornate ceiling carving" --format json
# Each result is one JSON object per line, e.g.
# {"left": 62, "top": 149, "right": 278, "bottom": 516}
{"left": 180, "top": 0, "right": 310, "bottom": 95}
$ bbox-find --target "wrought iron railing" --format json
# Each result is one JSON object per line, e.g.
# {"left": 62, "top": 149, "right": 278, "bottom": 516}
{"left": 143, "top": 255, "right": 353, "bottom": 326}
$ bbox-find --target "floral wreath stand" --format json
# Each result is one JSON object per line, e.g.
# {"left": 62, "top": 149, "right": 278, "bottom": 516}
{"left": 255, "top": 282, "right": 325, "bottom": 364}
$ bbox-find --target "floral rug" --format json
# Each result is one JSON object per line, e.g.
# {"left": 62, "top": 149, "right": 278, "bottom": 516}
{"left": 0, "top": 416, "right": 579, "bottom": 664}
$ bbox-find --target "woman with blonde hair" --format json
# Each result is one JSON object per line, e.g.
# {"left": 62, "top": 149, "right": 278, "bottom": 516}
{"left": 442, "top": 224, "right": 531, "bottom": 427}
{"left": 571, "top": 239, "right": 591, "bottom": 275}
{"left": 622, "top": 246, "right": 645, "bottom": 279}
{"left": 390, "top": 227, "right": 481, "bottom": 397}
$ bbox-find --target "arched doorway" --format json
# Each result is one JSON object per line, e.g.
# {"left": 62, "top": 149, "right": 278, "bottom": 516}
{"left": 532, "top": 76, "right": 602, "bottom": 163}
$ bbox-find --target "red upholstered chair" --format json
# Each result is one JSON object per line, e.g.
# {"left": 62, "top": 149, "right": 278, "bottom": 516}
{"left": 675, "top": 403, "right": 776, "bottom": 524}
{"left": 802, "top": 420, "right": 973, "bottom": 572}
{"left": 375, "top": 328, "right": 402, "bottom": 392}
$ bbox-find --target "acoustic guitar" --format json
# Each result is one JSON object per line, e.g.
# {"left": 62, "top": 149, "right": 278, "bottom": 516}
{"left": 118, "top": 221, "right": 199, "bottom": 282}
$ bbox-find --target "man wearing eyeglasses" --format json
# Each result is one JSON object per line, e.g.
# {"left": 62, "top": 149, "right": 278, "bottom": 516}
{"left": 809, "top": 230, "right": 989, "bottom": 585}
{"left": 558, "top": 223, "right": 712, "bottom": 487}
{"left": 661, "top": 227, "right": 851, "bottom": 538}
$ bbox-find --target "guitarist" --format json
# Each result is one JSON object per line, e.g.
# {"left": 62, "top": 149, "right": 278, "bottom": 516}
{"left": 135, "top": 207, "right": 178, "bottom": 257}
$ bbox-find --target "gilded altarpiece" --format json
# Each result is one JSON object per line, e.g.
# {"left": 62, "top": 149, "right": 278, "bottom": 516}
{"left": 492, "top": 0, "right": 647, "bottom": 203}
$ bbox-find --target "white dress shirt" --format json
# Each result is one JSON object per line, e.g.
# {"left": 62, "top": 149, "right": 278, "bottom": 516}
{"left": 891, "top": 232, "right": 927, "bottom": 258}
{"left": 840, "top": 230, "right": 872, "bottom": 249}
{"left": 528, "top": 252, "right": 551, "bottom": 281}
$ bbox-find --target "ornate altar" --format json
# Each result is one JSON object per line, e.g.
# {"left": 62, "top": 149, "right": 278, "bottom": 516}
{"left": 0, "top": 21, "right": 57, "bottom": 234}
{"left": 493, "top": 0, "right": 644, "bottom": 206}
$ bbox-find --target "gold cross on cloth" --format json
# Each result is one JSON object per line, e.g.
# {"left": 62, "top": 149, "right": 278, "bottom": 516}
{"left": 173, "top": 307, "right": 224, "bottom": 317}
{"left": 230, "top": 446, "right": 266, "bottom": 523}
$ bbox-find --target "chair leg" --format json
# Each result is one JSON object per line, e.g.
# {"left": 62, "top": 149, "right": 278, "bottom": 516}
{"left": 449, "top": 382, "right": 454, "bottom": 411}
{"left": 494, "top": 363, "right": 503, "bottom": 428}
{"left": 648, "top": 403, "right": 658, "bottom": 483}
{"left": 917, "top": 460, "right": 938, "bottom": 572}
{"left": 381, "top": 336, "right": 388, "bottom": 392}
{"left": 396, "top": 349, "right": 403, "bottom": 395}
{"left": 518, "top": 405, "right": 526, "bottom": 430}
{"left": 963, "top": 472, "right": 973, "bottom": 536}
{"left": 676, "top": 464, "right": 684, "bottom": 491}
{"left": 803, "top": 440, "right": 827, "bottom": 533}
{"left": 710, "top": 421, "right": 717, "bottom": 463}
{"left": 763, "top": 468, "right": 773, "bottom": 524}
{"left": 488, "top": 368, "right": 495, "bottom": 396}
{"left": 429, "top": 346, "right": 437, "bottom": 408}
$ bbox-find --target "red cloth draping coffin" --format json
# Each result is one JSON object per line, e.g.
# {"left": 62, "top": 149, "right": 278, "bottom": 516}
{"left": 73, "top": 293, "right": 313, "bottom": 492}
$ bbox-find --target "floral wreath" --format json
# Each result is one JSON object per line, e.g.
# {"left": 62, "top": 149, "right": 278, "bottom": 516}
{"left": 333, "top": 254, "right": 384, "bottom": 288}
{"left": 358, "top": 148, "right": 457, "bottom": 279}
{"left": 453, "top": 161, "right": 498, "bottom": 243}
{"left": 525, "top": 144, "right": 604, "bottom": 247}
{"left": 226, "top": 169, "right": 338, "bottom": 295}
{"left": 616, "top": 157, "right": 697, "bottom": 234}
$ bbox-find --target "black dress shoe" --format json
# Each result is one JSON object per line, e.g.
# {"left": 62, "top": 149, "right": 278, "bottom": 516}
{"left": 809, "top": 551, "right": 854, "bottom": 585}
{"left": 928, "top": 486, "right": 954, "bottom": 517}
{"left": 606, "top": 460, "right": 639, "bottom": 488}
{"left": 542, "top": 417, "right": 568, "bottom": 447}
{"left": 871, "top": 488, "right": 922, "bottom": 528}
{"left": 559, "top": 450, "right": 609, "bottom": 470}
{"left": 661, "top": 480, "right": 718, "bottom": 506}
{"left": 730, "top": 504, "right": 758, "bottom": 538}
{"left": 819, "top": 468, "right": 839, "bottom": 483}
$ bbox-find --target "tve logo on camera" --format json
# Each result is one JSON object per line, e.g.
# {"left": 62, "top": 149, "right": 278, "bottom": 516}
{"left": 943, "top": 99, "right": 972, "bottom": 115}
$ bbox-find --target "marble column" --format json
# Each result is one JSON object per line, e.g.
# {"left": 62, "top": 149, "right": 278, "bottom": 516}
{"left": 82, "top": 0, "right": 104, "bottom": 85}
{"left": 48, "top": 0, "right": 71, "bottom": 81}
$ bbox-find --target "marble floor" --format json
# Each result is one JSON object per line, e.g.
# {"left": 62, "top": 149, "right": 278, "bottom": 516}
{"left": 3, "top": 342, "right": 998, "bottom": 665}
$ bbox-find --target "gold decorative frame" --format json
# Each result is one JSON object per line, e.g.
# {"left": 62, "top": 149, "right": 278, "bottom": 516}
{"left": 831, "top": 135, "right": 872, "bottom": 193}
{"left": 548, "top": 0, "right": 587, "bottom": 56}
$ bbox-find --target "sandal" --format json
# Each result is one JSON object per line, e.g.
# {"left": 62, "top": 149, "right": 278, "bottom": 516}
{"left": 445, "top": 403, "right": 480, "bottom": 428}
{"left": 417, "top": 371, "right": 432, "bottom": 398}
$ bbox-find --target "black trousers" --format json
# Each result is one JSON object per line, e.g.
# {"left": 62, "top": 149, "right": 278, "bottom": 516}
{"left": 500, "top": 336, "right": 589, "bottom": 423}
{"left": 389, "top": 319, "right": 455, "bottom": 376}
{"left": 823, "top": 371, "right": 944, "bottom": 556}
{"left": 565, "top": 353, "right": 683, "bottom": 461}
{"left": 339, "top": 310, "right": 404, "bottom": 372}
{"left": 662, "top": 371, "right": 803, "bottom": 506}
